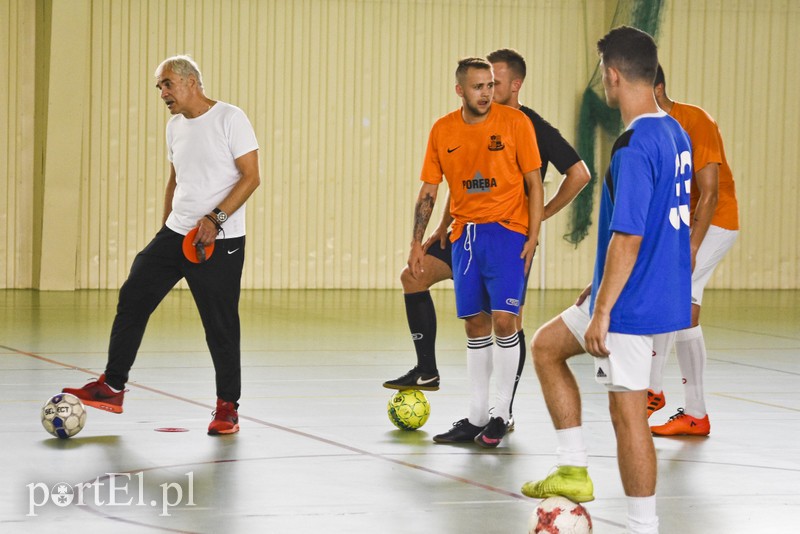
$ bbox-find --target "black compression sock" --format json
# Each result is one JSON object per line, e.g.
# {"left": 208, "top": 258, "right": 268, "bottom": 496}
{"left": 404, "top": 291, "right": 438, "bottom": 374}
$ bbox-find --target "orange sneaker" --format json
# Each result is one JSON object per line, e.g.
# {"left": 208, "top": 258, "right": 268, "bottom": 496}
{"left": 651, "top": 408, "right": 710, "bottom": 436}
{"left": 208, "top": 398, "right": 240, "bottom": 435}
{"left": 647, "top": 389, "right": 665, "bottom": 419}
{"left": 63, "top": 374, "right": 125, "bottom": 414}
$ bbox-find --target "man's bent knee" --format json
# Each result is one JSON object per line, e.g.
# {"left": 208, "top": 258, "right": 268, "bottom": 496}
{"left": 400, "top": 266, "right": 429, "bottom": 292}
{"left": 400, "top": 258, "right": 450, "bottom": 293}
{"left": 532, "top": 317, "right": 583, "bottom": 366}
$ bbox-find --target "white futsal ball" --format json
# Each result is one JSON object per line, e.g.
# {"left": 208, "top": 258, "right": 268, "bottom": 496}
{"left": 41, "top": 393, "right": 87, "bottom": 439}
{"left": 528, "top": 496, "right": 593, "bottom": 533}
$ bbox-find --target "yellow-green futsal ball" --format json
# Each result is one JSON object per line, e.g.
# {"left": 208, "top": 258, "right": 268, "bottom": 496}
{"left": 387, "top": 389, "right": 430, "bottom": 430}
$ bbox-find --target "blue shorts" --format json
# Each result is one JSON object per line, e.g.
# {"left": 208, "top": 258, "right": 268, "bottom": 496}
{"left": 427, "top": 229, "right": 531, "bottom": 306}
{"left": 451, "top": 223, "right": 526, "bottom": 318}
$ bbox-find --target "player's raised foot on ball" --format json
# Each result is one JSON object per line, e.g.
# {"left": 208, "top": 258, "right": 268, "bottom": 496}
{"left": 433, "top": 418, "right": 484, "bottom": 443}
{"left": 208, "top": 398, "right": 240, "bottom": 435}
{"left": 62, "top": 374, "right": 125, "bottom": 414}
{"left": 646, "top": 389, "right": 665, "bottom": 419}
{"left": 474, "top": 416, "right": 508, "bottom": 448}
{"left": 383, "top": 366, "right": 440, "bottom": 391}
{"left": 521, "top": 465, "right": 595, "bottom": 503}
{"left": 650, "top": 407, "right": 710, "bottom": 436}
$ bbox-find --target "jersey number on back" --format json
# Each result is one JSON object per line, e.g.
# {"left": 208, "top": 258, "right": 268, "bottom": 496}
{"left": 669, "top": 150, "right": 692, "bottom": 230}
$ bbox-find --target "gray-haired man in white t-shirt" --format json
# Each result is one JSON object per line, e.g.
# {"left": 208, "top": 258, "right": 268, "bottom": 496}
{"left": 63, "top": 56, "right": 260, "bottom": 436}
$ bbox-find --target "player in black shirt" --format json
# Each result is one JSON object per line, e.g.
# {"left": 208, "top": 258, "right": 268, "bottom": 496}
{"left": 384, "top": 49, "right": 590, "bottom": 434}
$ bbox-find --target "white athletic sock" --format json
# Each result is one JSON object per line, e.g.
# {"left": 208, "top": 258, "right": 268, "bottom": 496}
{"left": 676, "top": 325, "right": 707, "bottom": 418}
{"left": 555, "top": 426, "right": 588, "bottom": 467}
{"left": 467, "top": 336, "right": 493, "bottom": 427}
{"left": 627, "top": 495, "right": 659, "bottom": 534}
{"left": 648, "top": 331, "right": 676, "bottom": 393}
{"left": 491, "top": 332, "right": 519, "bottom": 422}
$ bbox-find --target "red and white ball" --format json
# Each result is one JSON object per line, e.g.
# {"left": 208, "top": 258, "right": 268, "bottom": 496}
{"left": 528, "top": 496, "right": 592, "bottom": 533}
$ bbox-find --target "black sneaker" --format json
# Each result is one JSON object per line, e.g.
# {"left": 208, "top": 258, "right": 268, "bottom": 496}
{"left": 474, "top": 416, "right": 507, "bottom": 448}
{"left": 489, "top": 407, "right": 515, "bottom": 432}
{"left": 433, "top": 418, "right": 485, "bottom": 443}
{"left": 383, "top": 366, "right": 440, "bottom": 391}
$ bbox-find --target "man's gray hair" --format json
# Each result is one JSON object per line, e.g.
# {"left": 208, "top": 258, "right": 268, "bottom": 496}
{"left": 155, "top": 55, "right": 204, "bottom": 87}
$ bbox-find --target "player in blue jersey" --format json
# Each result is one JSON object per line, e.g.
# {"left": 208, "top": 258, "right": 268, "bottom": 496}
{"left": 520, "top": 27, "right": 692, "bottom": 534}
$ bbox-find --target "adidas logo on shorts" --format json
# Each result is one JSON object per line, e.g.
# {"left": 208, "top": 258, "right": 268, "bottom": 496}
{"left": 596, "top": 367, "right": 607, "bottom": 378}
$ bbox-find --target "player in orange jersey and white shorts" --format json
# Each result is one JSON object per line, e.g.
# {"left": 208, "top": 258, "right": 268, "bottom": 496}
{"left": 647, "top": 65, "right": 740, "bottom": 436}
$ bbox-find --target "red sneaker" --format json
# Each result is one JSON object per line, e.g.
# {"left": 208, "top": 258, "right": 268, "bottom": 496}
{"left": 208, "top": 399, "right": 240, "bottom": 435}
{"left": 63, "top": 374, "right": 125, "bottom": 414}
{"left": 647, "top": 389, "right": 665, "bottom": 419}
{"left": 651, "top": 408, "right": 710, "bottom": 436}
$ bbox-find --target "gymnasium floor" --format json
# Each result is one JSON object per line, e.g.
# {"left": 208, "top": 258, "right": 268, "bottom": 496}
{"left": 1, "top": 288, "right": 798, "bottom": 533}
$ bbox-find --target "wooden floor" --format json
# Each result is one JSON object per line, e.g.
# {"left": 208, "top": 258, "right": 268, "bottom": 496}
{"left": 1, "top": 288, "right": 798, "bottom": 533}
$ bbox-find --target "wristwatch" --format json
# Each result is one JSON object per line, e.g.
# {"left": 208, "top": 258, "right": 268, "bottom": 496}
{"left": 212, "top": 208, "right": 228, "bottom": 224}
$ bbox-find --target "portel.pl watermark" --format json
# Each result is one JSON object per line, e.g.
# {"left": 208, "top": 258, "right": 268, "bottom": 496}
{"left": 27, "top": 471, "right": 195, "bottom": 517}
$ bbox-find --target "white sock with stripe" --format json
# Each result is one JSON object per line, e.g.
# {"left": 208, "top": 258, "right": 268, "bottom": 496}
{"left": 676, "top": 325, "right": 707, "bottom": 418}
{"left": 467, "top": 335, "right": 493, "bottom": 427}
{"left": 492, "top": 332, "right": 519, "bottom": 422}
{"left": 649, "top": 331, "right": 676, "bottom": 393}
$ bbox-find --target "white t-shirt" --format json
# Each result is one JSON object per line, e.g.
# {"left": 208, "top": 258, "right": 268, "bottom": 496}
{"left": 165, "top": 101, "right": 259, "bottom": 237}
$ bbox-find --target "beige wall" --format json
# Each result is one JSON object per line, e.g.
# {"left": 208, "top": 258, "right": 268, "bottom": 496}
{"left": 1, "top": 0, "right": 36, "bottom": 287}
{"left": 2, "top": 0, "right": 798, "bottom": 289}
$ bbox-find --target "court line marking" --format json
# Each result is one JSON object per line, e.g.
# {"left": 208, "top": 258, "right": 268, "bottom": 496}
{"left": 705, "top": 323, "right": 800, "bottom": 343}
{"left": 707, "top": 357, "right": 800, "bottom": 377}
{"left": 6, "top": 344, "right": 628, "bottom": 529}
{"left": 711, "top": 392, "right": 800, "bottom": 413}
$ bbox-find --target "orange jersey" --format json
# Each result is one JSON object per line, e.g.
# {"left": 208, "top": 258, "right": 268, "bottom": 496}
{"left": 669, "top": 102, "right": 739, "bottom": 230}
{"left": 420, "top": 104, "right": 541, "bottom": 241}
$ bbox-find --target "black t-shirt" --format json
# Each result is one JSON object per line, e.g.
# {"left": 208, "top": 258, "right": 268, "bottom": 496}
{"left": 519, "top": 105, "right": 581, "bottom": 180}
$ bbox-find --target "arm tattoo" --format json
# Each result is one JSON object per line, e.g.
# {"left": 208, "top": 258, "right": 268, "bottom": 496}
{"left": 412, "top": 193, "right": 435, "bottom": 243}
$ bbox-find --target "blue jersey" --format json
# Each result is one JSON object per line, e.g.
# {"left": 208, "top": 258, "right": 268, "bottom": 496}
{"left": 591, "top": 111, "right": 693, "bottom": 335}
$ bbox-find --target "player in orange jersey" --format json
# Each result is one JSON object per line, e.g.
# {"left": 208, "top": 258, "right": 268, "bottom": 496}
{"left": 408, "top": 57, "right": 543, "bottom": 448}
{"left": 647, "top": 65, "right": 740, "bottom": 436}
{"left": 384, "top": 50, "right": 590, "bottom": 436}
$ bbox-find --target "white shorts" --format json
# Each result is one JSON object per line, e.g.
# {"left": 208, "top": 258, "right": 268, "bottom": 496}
{"left": 560, "top": 299, "right": 654, "bottom": 391}
{"left": 692, "top": 226, "right": 738, "bottom": 305}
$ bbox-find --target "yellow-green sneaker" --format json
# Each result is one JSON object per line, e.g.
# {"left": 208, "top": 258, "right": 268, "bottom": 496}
{"left": 521, "top": 465, "right": 595, "bottom": 503}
